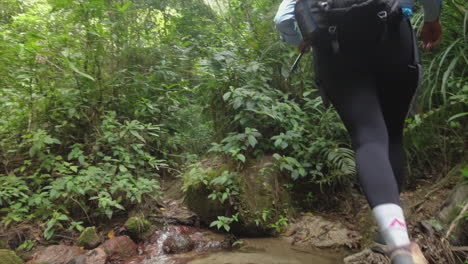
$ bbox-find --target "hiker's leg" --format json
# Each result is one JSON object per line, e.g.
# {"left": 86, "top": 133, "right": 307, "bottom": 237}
{"left": 314, "top": 42, "right": 411, "bottom": 249}
{"left": 376, "top": 18, "right": 421, "bottom": 192}
{"left": 313, "top": 43, "right": 400, "bottom": 207}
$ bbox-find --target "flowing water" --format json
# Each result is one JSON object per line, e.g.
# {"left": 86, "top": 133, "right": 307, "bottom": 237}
{"left": 187, "top": 237, "right": 342, "bottom": 264}
{"left": 124, "top": 225, "right": 344, "bottom": 264}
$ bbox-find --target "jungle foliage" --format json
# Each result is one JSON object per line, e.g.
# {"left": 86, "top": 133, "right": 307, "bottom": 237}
{"left": 0, "top": 0, "right": 466, "bottom": 239}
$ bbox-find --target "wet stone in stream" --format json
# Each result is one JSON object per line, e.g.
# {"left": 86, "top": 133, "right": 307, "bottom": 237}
{"left": 162, "top": 234, "right": 194, "bottom": 254}
{"left": 124, "top": 225, "right": 226, "bottom": 264}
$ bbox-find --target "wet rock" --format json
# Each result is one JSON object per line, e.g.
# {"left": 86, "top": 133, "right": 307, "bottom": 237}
{"left": 99, "top": 236, "right": 137, "bottom": 258}
{"left": 0, "top": 249, "right": 24, "bottom": 264}
{"left": 76, "top": 227, "right": 100, "bottom": 249}
{"left": 236, "top": 156, "right": 294, "bottom": 235}
{"left": 162, "top": 233, "right": 194, "bottom": 254}
{"left": 161, "top": 199, "right": 199, "bottom": 226}
{"left": 121, "top": 256, "right": 146, "bottom": 264}
{"left": 28, "top": 245, "right": 85, "bottom": 264}
{"left": 283, "top": 215, "right": 361, "bottom": 249}
{"left": 125, "top": 217, "right": 150, "bottom": 240}
{"left": 343, "top": 248, "right": 389, "bottom": 264}
{"left": 183, "top": 156, "right": 294, "bottom": 235}
{"left": 66, "top": 248, "right": 107, "bottom": 264}
{"left": 184, "top": 183, "right": 226, "bottom": 226}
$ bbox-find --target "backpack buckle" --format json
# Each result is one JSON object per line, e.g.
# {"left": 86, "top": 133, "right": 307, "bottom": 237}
{"left": 319, "top": 1, "right": 330, "bottom": 10}
{"left": 328, "top": 26, "right": 337, "bottom": 34}
{"left": 377, "top": 11, "right": 387, "bottom": 20}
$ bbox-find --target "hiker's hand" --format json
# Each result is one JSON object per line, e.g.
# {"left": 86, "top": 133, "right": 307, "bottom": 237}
{"left": 298, "top": 40, "right": 311, "bottom": 53}
{"left": 421, "top": 19, "right": 442, "bottom": 50}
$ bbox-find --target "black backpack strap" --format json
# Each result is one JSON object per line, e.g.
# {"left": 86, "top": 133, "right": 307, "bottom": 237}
{"left": 377, "top": 10, "right": 388, "bottom": 42}
{"left": 328, "top": 26, "right": 340, "bottom": 54}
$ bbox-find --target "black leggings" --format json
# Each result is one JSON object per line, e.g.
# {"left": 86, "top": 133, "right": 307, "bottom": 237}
{"left": 314, "top": 18, "right": 421, "bottom": 208}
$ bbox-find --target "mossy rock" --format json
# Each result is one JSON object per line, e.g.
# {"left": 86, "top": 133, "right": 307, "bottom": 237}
{"left": 184, "top": 183, "right": 226, "bottom": 225}
{"left": 0, "top": 249, "right": 23, "bottom": 264}
{"left": 235, "top": 156, "right": 295, "bottom": 234}
{"left": 183, "top": 163, "right": 231, "bottom": 225}
{"left": 183, "top": 155, "right": 295, "bottom": 235}
{"left": 125, "top": 216, "right": 151, "bottom": 239}
{"left": 76, "top": 227, "right": 100, "bottom": 249}
{"left": 0, "top": 240, "right": 9, "bottom": 249}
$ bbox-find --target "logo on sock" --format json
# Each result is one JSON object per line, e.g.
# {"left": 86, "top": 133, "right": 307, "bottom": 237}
{"left": 389, "top": 218, "right": 406, "bottom": 228}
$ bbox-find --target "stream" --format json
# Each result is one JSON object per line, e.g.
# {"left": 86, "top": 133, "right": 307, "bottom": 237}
{"left": 122, "top": 225, "right": 343, "bottom": 264}
{"left": 187, "top": 237, "right": 342, "bottom": 264}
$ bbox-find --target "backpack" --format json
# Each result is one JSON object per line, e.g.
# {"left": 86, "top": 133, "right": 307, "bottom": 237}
{"left": 294, "top": 0, "right": 402, "bottom": 54}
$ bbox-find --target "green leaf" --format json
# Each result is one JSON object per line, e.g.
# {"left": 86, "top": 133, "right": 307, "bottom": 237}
{"left": 119, "top": 165, "right": 128, "bottom": 172}
{"left": 448, "top": 112, "right": 468, "bottom": 122}
{"left": 223, "top": 92, "right": 231, "bottom": 101}
{"left": 68, "top": 62, "right": 95, "bottom": 81}
{"left": 248, "top": 135, "right": 257, "bottom": 148}
{"left": 236, "top": 154, "right": 246, "bottom": 163}
{"left": 130, "top": 130, "right": 146, "bottom": 143}
{"left": 119, "top": 1, "right": 132, "bottom": 12}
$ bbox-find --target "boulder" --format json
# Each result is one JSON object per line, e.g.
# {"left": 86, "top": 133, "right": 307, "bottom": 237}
{"left": 437, "top": 184, "right": 468, "bottom": 245}
{"left": 236, "top": 156, "right": 294, "bottom": 234}
{"left": 183, "top": 156, "right": 294, "bottom": 235}
{"left": 0, "top": 240, "right": 9, "bottom": 249}
{"left": 124, "top": 217, "right": 150, "bottom": 240}
{"left": 184, "top": 164, "right": 228, "bottom": 225}
{"left": 162, "top": 233, "right": 194, "bottom": 254}
{"left": 438, "top": 184, "right": 468, "bottom": 224}
{"left": 66, "top": 248, "right": 107, "bottom": 264}
{"left": 28, "top": 245, "right": 85, "bottom": 264}
{"left": 99, "top": 236, "right": 137, "bottom": 258}
{"left": 283, "top": 215, "right": 361, "bottom": 249}
{"left": 160, "top": 199, "right": 199, "bottom": 226}
{"left": 76, "top": 227, "right": 100, "bottom": 249}
{"left": 0, "top": 249, "right": 23, "bottom": 264}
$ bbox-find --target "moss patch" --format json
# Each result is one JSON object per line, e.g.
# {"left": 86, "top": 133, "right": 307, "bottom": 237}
{"left": 76, "top": 227, "right": 100, "bottom": 249}
{"left": 124, "top": 216, "right": 151, "bottom": 239}
{"left": 0, "top": 249, "right": 23, "bottom": 264}
{"left": 0, "top": 240, "right": 9, "bottom": 249}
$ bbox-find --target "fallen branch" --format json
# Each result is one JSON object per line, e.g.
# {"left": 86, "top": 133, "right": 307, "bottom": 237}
{"left": 451, "top": 246, "right": 468, "bottom": 252}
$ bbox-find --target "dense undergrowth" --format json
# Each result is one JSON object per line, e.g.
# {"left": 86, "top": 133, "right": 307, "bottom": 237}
{"left": 0, "top": 0, "right": 466, "bottom": 242}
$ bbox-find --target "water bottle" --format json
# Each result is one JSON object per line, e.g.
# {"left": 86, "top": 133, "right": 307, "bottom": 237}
{"left": 294, "top": 0, "right": 317, "bottom": 43}
{"left": 400, "top": 0, "right": 414, "bottom": 18}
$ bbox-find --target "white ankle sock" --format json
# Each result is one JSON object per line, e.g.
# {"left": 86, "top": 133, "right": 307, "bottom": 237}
{"left": 372, "top": 203, "right": 410, "bottom": 249}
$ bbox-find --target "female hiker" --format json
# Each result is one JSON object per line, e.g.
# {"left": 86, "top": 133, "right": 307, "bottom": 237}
{"left": 274, "top": 0, "right": 442, "bottom": 263}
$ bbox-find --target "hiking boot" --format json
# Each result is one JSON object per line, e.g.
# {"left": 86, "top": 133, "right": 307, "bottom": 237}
{"left": 373, "top": 230, "right": 386, "bottom": 245}
{"left": 388, "top": 242, "right": 428, "bottom": 264}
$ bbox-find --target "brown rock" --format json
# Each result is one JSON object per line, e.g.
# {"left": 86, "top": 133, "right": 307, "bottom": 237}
{"left": 28, "top": 245, "right": 85, "bottom": 264}
{"left": 162, "top": 233, "right": 194, "bottom": 254}
{"left": 99, "top": 236, "right": 137, "bottom": 258}
{"left": 121, "top": 256, "right": 146, "bottom": 264}
{"left": 283, "top": 215, "right": 361, "bottom": 248}
{"left": 66, "top": 248, "right": 107, "bottom": 264}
